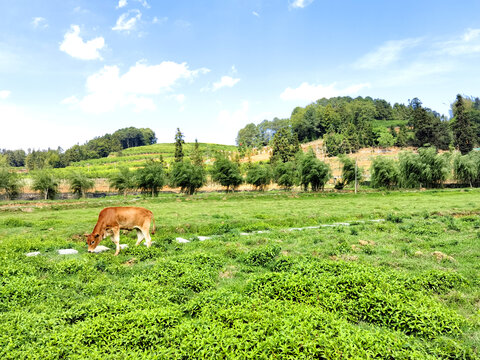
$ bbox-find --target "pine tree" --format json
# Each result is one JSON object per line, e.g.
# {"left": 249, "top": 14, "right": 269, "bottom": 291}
{"left": 191, "top": 139, "right": 204, "bottom": 166}
{"left": 452, "top": 94, "right": 475, "bottom": 155}
{"left": 174, "top": 128, "right": 185, "bottom": 162}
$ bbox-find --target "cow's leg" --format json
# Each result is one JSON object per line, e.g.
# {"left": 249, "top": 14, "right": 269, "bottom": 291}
{"left": 135, "top": 228, "right": 145, "bottom": 246}
{"left": 141, "top": 219, "right": 152, "bottom": 248}
{"left": 112, "top": 227, "right": 121, "bottom": 256}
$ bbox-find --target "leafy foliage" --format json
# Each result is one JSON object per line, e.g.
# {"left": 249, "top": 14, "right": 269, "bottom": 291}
{"left": 0, "top": 167, "right": 21, "bottom": 199}
{"left": 109, "top": 167, "right": 137, "bottom": 196}
{"left": 68, "top": 172, "right": 94, "bottom": 198}
{"left": 170, "top": 160, "right": 206, "bottom": 195}
{"left": 370, "top": 157, "right": 399, "bottom": 189}
{"left": 32, "top": 170, "right": 59, "bottom": 200}
{"left": 136, "top": 159, "right": 166, "bottom": 196}
{"left": 297, "top": 150, "right": 331, "bottom": 191}
{"left": 211, "top": 156, "right": 243, "bottom": 192}
{"left": 245, "top": 163, "right": 272, "bottom": 191}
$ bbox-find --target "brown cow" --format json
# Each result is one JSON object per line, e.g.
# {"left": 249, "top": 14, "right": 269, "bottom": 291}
{"left": 85, "top": 207, "right": 155, "bottom": 256}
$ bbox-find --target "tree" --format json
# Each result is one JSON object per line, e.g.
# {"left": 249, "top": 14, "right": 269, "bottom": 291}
{"left": 452, "top": 94, "right": 475, "bottom": 155}
{"left": 69, "top": 172, "right": 94, "bottom": 198}
{"left": 298, "top": 150, "right": 331, "bottom": 191}
{"left": 270, "top": 128, "right": 300, "bottom": 163}
{"left": 174, "top": 128, "right": 185, "bottom": 162}
{"left": 0, "top": 167, "right": 21, "bottom": 199}
{"left": 398, "top": 151, "right": 422, "bottom": 188}
{"left": 246, "top": 164, "right": 273, "bottom": 191}
{"left": 339, "top": 156, "right": 362, "bottom": 186}
{"left": 211, "top": 156, "right": 243, "bottom": 192}
{"left": 191, "top": 139, "right": 204, "bottom": 167}
{"left": 395, "top": 125, "right": 409, "bottom": 147}
{"left": 109, "top": 167, "right": 137, "bottom": 196}
{"left": 32, "top": 170, "right": 59, "bottom": 200}
{"left": 170, "top": 160, "right": 206, "bottom": 195}
{"left": 417, "top": 147, "right": 449, "bottom": 188}
{"left": 236, "top": 123, "right": 260, "bottom": 148}
{"left": 136, "top": 159, "right": 166, "bottom": 197}
{"left": 370, "top": 157, "right": 399, "bottom": 189}
{"left": 273, "top": 161, "right": 297, "bottom": 190}
{"left": 453, "top": 153, "right": 478, "bottom": 187}
{"left": 375, "top": 128, "right": 395, "bottom": 148}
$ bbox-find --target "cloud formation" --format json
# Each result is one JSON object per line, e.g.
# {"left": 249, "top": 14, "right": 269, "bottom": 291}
{"left": 32, "top": 17, "right": 48, "bottom": 29}
{"left": 436, "top": 28, "right": 480, "bottom": 55}
{"left": 117, "top": 0, "right": 127, "bottom": 9}
{"left": 59, "top": 25, "right": 105, "bottom": 60}
{"left": 63, "top": 61, "right": 209, "bottom": 113}
{"left": 213, "top": 76, "right": 240, "bottom": 91}
{"left": 113, "top": 10, "right": 141, "bottom": 31}
{"left": 355, "top": 38, "right": 421, "bottom": 69}
{"left": 280, "top": 82, "right": 370, "bottom": 102}
{"left": 290, "top": 0, "right": 314, "bottom": 9}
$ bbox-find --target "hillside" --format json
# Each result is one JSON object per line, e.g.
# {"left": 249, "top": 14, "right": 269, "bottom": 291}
{"left": 50, "top": 142, "right": 238, "bottom": 179}
{"left": 242, "top": 139, "right": 416, "bottom": 180}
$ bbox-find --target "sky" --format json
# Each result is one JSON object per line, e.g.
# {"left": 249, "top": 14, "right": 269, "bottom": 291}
{"left": 1, "top": 0, "right": 480, "bottom": 151}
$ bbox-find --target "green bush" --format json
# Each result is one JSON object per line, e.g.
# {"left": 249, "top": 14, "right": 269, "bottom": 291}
{"left": 243, "top": 244, "right": 281, "bottom": 266}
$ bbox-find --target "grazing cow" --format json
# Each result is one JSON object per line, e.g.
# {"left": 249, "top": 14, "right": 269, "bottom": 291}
{"left": 85, "top": 207, "right": 155, "bottom": 256}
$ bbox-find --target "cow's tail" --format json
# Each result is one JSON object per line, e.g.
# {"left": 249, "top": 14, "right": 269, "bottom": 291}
{"left": 151, "top": 215, "right": 156, "bottom": 235}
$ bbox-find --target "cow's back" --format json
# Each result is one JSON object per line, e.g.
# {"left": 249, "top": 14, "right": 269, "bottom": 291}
{"left": 100, "top": 207, "right": 152, "bottom": 228}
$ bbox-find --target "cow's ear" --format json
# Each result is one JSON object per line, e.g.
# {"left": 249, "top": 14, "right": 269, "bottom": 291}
{"left": 94, "top": 234, "right": 100, "bottom": 238}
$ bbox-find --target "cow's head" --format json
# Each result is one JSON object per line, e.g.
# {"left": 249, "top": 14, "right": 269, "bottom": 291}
{"left": 85, "top": 233, "right": 101, "bottom": 253}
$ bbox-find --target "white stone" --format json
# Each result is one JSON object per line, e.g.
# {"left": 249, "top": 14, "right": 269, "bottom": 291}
{"left": 58, "top": 249, "right": 78, "bottom": 255}
{"left": 197, "top": 236, "right": 211, "bottom": 241}
{"left": 26, "top": 251, "right": 41, "bottom": 257}
{"left": 92, "top": 245, "right": 110, "bottom": 253}
{"left": 176, "top": 237, "right": 190, "bottom": 243}
{"left": 240, "top": 232, "right": 250, "bottom": 236}
{"left": 120, "top": 244, "right": 129, "bottom": 249}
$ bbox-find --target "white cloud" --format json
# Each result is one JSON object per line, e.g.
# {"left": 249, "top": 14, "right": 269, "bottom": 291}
{"left": 252, "top": 11, "right": 260, "bottom": 17}
{"left": 153, "top": 16, "right": 168, "bottom": 24}
{"left": 32, "top": 17, "right": 48, "bottom": 29}
{"left": 380, "top": 62, "right": 453, "bottom": 87}
{"left": 135, "top": 0, "right": 150, "bottom": 8}
{"left": 290, "top": 0, "right": 314, "bottom": 9}
{"left": 212, "top": 76, "right": 240, "bottom": 91}
{"left": 0, "top": 90, "right": 11, "bottom": 100}
{"left": 113, "top": 10, "right": 141, "bottom": 31}
{"left": 64, "top": 61, "right": 209, "bottom": 113}
{"left": 0, "top": 102, "right": 92, "bottom": 150}
{"left": 355, "top": 38, "right": 422, "bottom": 69}
{"left": 436, "top": 28, "right": 480, "bottom": 55}
{"left": 59, "top": 25, "right": 105, "bottom": 60}
{"left": 117, "top": 0, "right": 127, "bottom": 8}
{"left": 280, "top": 82, "right": 371, "bottom": 102}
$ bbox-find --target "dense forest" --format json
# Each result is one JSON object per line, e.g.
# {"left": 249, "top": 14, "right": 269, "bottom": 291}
{"left": 0, "top": 127, "right": 156, "bottom": 170}
{"left": 236, "top": 95, "right": 480, "bottom": 156}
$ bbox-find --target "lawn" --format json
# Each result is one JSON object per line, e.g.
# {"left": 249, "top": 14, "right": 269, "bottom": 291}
{"left": 0, "top": 190, "right": 479, "bottom": 358}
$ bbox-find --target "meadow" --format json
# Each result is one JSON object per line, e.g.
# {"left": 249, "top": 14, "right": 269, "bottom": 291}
{"left": 0, "top": 189, "right": 479, "bottom": 359}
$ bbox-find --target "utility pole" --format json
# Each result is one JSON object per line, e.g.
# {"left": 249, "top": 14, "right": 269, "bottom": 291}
{"left": 354, "top": 158, "right": 358, "bottom": 194}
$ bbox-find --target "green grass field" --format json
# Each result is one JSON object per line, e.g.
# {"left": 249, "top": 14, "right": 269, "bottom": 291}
{"left": 1, "top": 190, "right": 479, "bottom": 358}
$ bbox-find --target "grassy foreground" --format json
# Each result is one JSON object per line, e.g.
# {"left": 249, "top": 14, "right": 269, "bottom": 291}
{"left": 0, "top": 190, "right": 479, "bottom": 358}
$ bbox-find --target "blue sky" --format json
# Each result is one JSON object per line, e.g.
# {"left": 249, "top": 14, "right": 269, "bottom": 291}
{"left": 1, "top": 0, "right": 480, "bottom": 150}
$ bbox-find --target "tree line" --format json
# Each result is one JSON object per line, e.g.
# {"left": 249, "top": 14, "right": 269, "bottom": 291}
{"left": 0, "top": 127, "right": 156, "bottom": 170}
{"left": 237, "top": 95, "right": 480, "bottom": 156}
{"left": 3, "top": 137, "right": 480, "bottom": 200}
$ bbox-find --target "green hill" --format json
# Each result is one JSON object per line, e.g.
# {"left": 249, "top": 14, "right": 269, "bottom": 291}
{"left": 51, "top": 142, "right": 238, "bottom": 178}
